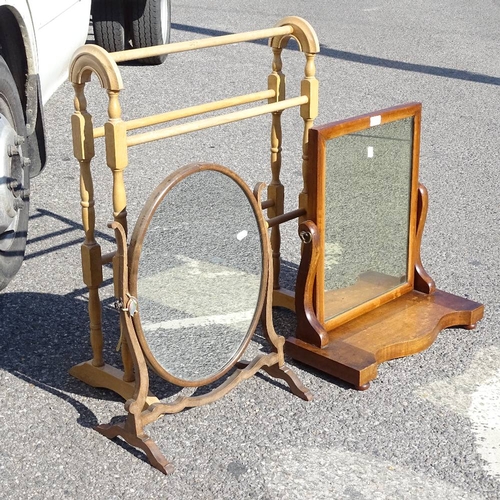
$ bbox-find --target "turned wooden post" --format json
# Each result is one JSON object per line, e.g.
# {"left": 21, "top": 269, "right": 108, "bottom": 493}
{"left": 72, "top": 83, "right": 104, "bottom": 368}
{"left": 299, "top": 52, "right": 319, "bottom": 223}
{"left": 104, "top": 89, "right": 134, "bottom": 382}
{"left": 268, "top": 47, "right": 286, "bottom": 289}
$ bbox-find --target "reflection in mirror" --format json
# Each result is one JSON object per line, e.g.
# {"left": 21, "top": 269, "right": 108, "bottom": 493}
{"left": 324, "top": 117, "right": 414, "bottom": 320}
{"left": 136, "top": 170, "right": 263, "bottom": 384}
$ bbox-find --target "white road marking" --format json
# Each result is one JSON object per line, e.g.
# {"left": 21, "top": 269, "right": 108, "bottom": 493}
{"left": 415, "top": 346, "right": 500, "bottom": 480}
{"left": 138, "top": 255, "right": 261, "bottom": 317}
{"left": 262, "top": 447, "right": 483, "bottom": 499}
{"left": 324, "top": 241, "right": 343, "bottom": 269}
{"left": 142, "top": 309, "right": 255, "bottom": 331}
{"left": 469, "top": 371, "right": 500, "bottom": 479}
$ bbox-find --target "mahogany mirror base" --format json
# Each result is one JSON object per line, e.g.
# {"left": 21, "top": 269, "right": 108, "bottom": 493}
{"left": 286, "top": 289, "right": 484, "bottom": 390}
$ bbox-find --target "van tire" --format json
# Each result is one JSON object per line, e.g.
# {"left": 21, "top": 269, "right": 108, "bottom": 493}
{"left": 129, "top": 0, "right": 171, "bottom": 65}
{"left": 92, "top": 0, "right": 127, "bottom": 53}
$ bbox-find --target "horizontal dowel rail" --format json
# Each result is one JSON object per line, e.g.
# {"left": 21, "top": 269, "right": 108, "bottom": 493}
{"left": 93, "top": 89, "right": 276, "bottom": 139}
{"left": 127, "top": 96, "right": 308, "bottom": 147}
{"left": 261, "top": 199, "right": 275, "bottom": 210}
{"left": 101, "top": 250, "right": 116, "bottom": 266}
{"left": 267, "top": 208, "right": 306, "bottom": 228}
{"left": 111, "top": 25, "right": 294, "bottom": 63}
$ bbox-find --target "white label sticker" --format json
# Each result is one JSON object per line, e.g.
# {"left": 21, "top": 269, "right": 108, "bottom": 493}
{"left": 367, "top": 146, "right": 374, "bottom": 158}
{"left": 236, "top": 230, "right": 248, "bottom": 241}
{"left": 370, "top": 115, "right": 382, "bottom": 126}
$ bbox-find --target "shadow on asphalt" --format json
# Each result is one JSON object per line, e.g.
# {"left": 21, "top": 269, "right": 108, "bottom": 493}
{"left": 171, "top": 22, "right": 500, "bottom": 86}
{"left": 0, "top": 247, "right": 348, "bottom": 440}
{"left": 0, "top": 291, "right": 125, "bottom": 428}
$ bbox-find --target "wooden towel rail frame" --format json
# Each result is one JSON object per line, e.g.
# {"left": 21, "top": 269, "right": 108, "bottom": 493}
{"left": 69, "top": 16, "right": 319, "bottom": 400}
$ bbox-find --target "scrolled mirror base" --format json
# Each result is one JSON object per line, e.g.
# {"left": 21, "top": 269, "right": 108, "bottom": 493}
{"left": 236, "top": 359, "right": 312, "bottom": 401}
{"left": 96, "top": 422, "right": 175, "bottom": 475}
{"left": 95, "top": 355, "right": 310, "bottom": 474}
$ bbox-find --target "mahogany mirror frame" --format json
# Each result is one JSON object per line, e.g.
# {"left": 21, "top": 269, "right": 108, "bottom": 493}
{"left": 286, "top": 104, "right": 484, "bottom": 390}
{"left": 308, "top": 103, "right": 421, "bottom": 330}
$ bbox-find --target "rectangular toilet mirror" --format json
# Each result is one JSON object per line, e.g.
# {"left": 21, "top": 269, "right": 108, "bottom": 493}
{"left": 308, "top": 103, "right": 421, "bottom": 328}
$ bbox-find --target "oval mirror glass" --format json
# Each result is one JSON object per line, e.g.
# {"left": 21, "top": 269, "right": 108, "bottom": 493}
{"left": 129, "top": 164, "right": 265, "bottom": 386}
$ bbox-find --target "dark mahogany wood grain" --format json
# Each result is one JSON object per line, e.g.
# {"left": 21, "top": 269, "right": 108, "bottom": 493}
{"left": 288, "top": 103, "right": 484, "bottom": 389}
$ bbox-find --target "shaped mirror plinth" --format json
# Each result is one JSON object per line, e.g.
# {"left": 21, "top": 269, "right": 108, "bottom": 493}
{"left": 287, "top": 103, "right": 484, "bottom": 390}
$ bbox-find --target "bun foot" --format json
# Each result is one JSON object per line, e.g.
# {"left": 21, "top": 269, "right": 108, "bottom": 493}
{"left": 354, "top": 382, "right": 370, "bottom": 391}
{"left": 460, "top": 323, "right": 477, "bottom": 331}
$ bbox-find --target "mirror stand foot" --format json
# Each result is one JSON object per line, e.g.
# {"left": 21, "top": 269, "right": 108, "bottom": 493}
{"left": 263, "top": 363, "right": 313, "bottom": 401}
{"left": 69, "top": 360, "right": 159, "bottom": 409}
{"left": 237, "top": 360, "right": 312, "bottom": 401}
{"left": 96, "top": 422, "right": 175, "bottom": 475}
{"left": 354, "top": 383, "right": 370, "bottom": 391}
{"left": 459, "top": 323, "right": 477, "bottom": 331}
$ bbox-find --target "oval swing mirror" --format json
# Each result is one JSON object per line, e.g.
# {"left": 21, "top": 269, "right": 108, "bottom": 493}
{"left": 128, "top": 163, "right": 266, "bottom": 387}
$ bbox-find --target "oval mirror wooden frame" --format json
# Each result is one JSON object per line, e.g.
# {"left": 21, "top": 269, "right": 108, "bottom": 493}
{"left": 127, "top": 162, "right": 267, "bottom": 387}
{"left": 95, "top": 162, "right": 312, "bottom": 475}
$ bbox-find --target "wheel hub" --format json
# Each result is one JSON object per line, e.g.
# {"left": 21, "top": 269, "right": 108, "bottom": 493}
{"left": 0, "top": 112, "right": 24, "bottom": 235}
{"left": 161, "top": 0, "right": 169, "bottom": 42}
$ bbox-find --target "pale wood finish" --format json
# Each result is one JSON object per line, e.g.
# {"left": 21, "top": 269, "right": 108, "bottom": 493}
{"left": 112, "top": 25, "right": 294, "bottom": 63}
{"left": 298, "top": 53, "right": 319, "bottom": 225}
{"left": 272, "top": 288, "right": 296, "bottom": 311}
{"left": 69, "top": 361, "right": 159, "bottom": 407}
{"left": 126, "top": 96, "right": 308, "bottom": 147}
{"left": 107, "top": 17, "right": 319, "bottom": 63}
{"left": 93, "top": 90, "right": 276, "bottom": 138}
{"left": 267, "top": 47, "right": 286, "bottom": 290}
{"left": 270, "top": 17, "right": 320, "bottom": 53}
{"left": 71, "top": 82, "right": 104, "bottom": 368}
{"left": 69, "top": 17, "right": 321, "bottom": 399}
{"left": 70, "top": 44, "right": 123, "bottom": 90}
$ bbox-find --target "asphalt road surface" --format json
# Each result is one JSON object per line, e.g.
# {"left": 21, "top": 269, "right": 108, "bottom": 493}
{"left": 1, "top": 1, "right": 500, "bottom": 498}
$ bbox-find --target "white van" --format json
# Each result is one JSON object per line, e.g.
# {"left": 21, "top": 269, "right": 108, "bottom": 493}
{"left": 0, "top": 0, "right": 171, "bottom": 289}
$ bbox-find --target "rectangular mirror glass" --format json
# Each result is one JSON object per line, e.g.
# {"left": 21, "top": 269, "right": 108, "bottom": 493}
{"left": 309, "top": 104, "right": 421, "bottom": 326}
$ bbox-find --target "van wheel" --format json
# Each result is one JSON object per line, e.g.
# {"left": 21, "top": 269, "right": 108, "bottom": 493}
{"left": 129, "top": 0, "right": 171, "bottom": 65}
{"left": 0, "top": 56, "right": 29, "bottom": 290}
{"left": 92, "top": 0, "right": 127, "bottom": 53}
